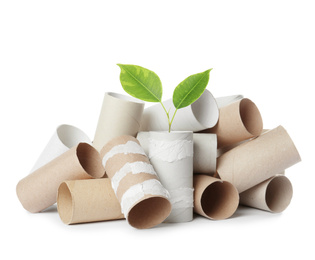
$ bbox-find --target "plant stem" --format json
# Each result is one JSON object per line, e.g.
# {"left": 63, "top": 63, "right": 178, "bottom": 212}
{"left": 169, "top": 108, "right": 178, "bottom": 132}
{"left": 160, "top": 102, "right": 171, "bottom": 132}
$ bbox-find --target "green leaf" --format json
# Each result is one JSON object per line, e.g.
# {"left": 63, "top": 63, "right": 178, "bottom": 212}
{"left": 173, "top": 69, "right": 212, "bottom": 109}
{"left": 117, "top": 64, "right": 162, "bottom": 102}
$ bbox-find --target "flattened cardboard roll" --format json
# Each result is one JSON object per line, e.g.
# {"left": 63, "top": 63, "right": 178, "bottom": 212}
{"left": 137, "top": 132, "right": 217, "bottom": 175}
{"left": 30, "top": 124, "right": 92, "bottom": 173}
{"left": 215, "top": 94, "right": 244, "bottom": 108}
{"left": 203, "top": 98, "right": 263, "bottom": 148}
{"left": 140, "top": 89, "right": 219, "bottom": 132}
{"left": 16, "top": 143, "right": 104, "bottom": 213}
{"left": 240, "top": 174, "right": 293, "bottom": 213}
{"left": 93, "top": 92, "right": 145, "bottom": 151}
{"left": 193, "top": 175, "right": 239, "bottom": 220}
{"left": 100, "top": 135, "right": 171, "bottom": 229}
{"left": 147, "top": 131, "right": 194, "bottom": 223}
{"left": 217, "top": 126, "right": 301, "bottom": 193}
{"left": 57, "top": 179, "right": 124, "bottom": 224}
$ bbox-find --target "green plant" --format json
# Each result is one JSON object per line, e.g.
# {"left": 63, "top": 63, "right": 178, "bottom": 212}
{"left": 117, "top": 64, "right": 212, "bottom": 132}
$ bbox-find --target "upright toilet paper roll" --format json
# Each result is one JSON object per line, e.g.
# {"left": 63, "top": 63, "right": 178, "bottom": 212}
{"left": 140, "top": 89, "right": 219, "bottom": 132}
{"left": 30, "top": 124, "right": 92, "bottom": 173}
{"left": 100, "top": 135, "right": 171, "bottom": 229}
{"left": 217, "top": 126, "right": 301, "bottom": 193}
{"left": 16, "top": 143, "right": 104, "bottom": 213}
{"left": 203, "top": 98, "right": 263, "bottom": 148}
{"left": 240, "top": 174, "right": 293, "bottom": 213}
{"left": 193, "top": 175, "right": 239, "bottom": 220}
{"left": 57, "top": 179, "right": 124, "bottom": 224}
{"left": 93, "top": 92, "right": 145, "bottom": 151}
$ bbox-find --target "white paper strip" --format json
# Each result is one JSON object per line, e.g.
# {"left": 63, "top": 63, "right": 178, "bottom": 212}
{"left": 102, "top": 141, "right": 146, "bottom": 168}
{"left": 120, "top": 179, "right": 170, "bottom": 217}
{"left": 140, "top": 89, "right": 219, "bottom": 132}
{"left": 111, "top": 161, "right": 157, "bottom": 193}
{"left": 30, "top": 124, "right": 92, "bottom": 173}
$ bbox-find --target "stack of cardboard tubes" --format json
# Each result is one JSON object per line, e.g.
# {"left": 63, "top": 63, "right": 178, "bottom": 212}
{"left": 16, "top": 91, "right": 301, "bottom": 229}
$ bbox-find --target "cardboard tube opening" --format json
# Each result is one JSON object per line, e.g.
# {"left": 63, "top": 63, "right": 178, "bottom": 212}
{"left": 265, "top": 176, "right": 293, "bottom": 213}
{"left": 239, "top": 98, "right": 263, "bottom": 136}
{"left": 76, "top": 143, "right": 104, "bottom": 178}
{"left": 201, "top": 182, "right": 239, "bottom": 220}
{"left": 128, "top": 197, "right": 171, "bottom": 229}
{"left": 191, "top": 90, "right": 219, "bottom": 128}
{"left": 57, "top": 183, "right": 74, "bottom": 224}
{"left": 57, "top": 124, "right": 90, "bottom": 148}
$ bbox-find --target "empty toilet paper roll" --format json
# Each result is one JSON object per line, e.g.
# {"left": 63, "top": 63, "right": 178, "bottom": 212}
{"left": 147, "top": 131, "right": 194, "bottom": 223}
{"left": 215, "top": 94, "right": 244, "bottom": 108}
{"left": 16, "top": 143, "right": 104, "bottom": 213}
{"left": 93, "top": 92, "right": 145, "bottom": 151}
{"left": 100, "top": 135, "right": 171, "bottom": 229}
{"left": 57, "top": 179, "right": 124, "bottom": 224}
{"left": 30, "top": 124, "right": 92, "bottom": 173}
{"left": 240, "top": 174, "right": 293, "bottom": 213}
{"left": 140, "top": 89, "right": 219, "bottom": 132}
{"left": 194, "top": 175, "right": 239, "bottom": 220}
{"left": 202, "top": 98, "right": 263, "bottom": 148}
{"left": 217, "top": 125, "right": 301, "bottom": 193}
{"left": 137, "top": 132, "right": 217, "bottom": 175}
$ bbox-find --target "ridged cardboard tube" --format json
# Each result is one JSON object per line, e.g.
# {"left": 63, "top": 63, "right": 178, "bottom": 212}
{"left": 140, "top": 89, "right": 219, "bottom": 132}
{"left": 147, "top": 131, "right": 194, "bottom": 223}
{"left": 193, "top": 175, "right": 239, "bottom": 220}
{"left": 100, "top": 135, "right": 171, "bottom": 229}
{"left": 217, "top": 125, "right": 301, "bottom": 193}
{"left": 30, "top": 124, "right": 92, "bottom": 173}
{"left": 16, "top": 143, "right": 104, "bottom": 213}
{"left": 57, "top": 179, "right": 124, "bottom": 224}
{"left": 137, "top": 132, "right": 217, "bottom": 175}
{"left": 240, "top": 174, "right": 293, "bottom": 213}
{"left": 215, "top": 94, "right": 244, "bottom": 108}
{"left": 93, "top": 92, "right": 145, "bottom": 151}
{"left": 203, "top": 98, "right": 263, "bottom": 148}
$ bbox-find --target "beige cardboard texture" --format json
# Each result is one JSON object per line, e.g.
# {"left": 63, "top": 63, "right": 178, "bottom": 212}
{"left": 217, "top": 126, "right": 301, "bottom": 193}
{"left": 93, "top": 92, "right": 144, "bottom": 151}
{"left": 30, "top": 124, "right": 92, "bottom": 173}
{"left": 57, "top": 179, "right": 124, "bottom": 224}
{"left": 240, "top": 174, "right": 293, "bottom": 213}
{"left": 16, "top": 143, "right": 104, "bottom": 213}
{"left": 203, "top": 98, "right": 263, "bottom": 148}
{"left": 101, "top": 135, "right": 171, "bottom": 229}
{"left": 193, "top": 133, "right": 217, "bottom": 175}
{"left": 193, "top": 175, "right": 239, "bottom": 220}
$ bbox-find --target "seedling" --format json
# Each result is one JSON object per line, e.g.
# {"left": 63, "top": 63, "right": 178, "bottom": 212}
{"left": 117, "top": 64, "right": 212, "bottom": 132}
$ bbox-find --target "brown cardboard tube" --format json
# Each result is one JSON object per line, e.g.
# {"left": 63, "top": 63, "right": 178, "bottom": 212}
{"left": 57, "top": 179, "right": 124, "bottom": 224}
{"left": 240, "top": 175, "right": 293, "bottom": 213}
{"left": 203, "top": 98, "right": 263, "bottom": 148}
{"left": 100, "top": 135, "right": 171, "bottom": 229}
{"left": 217, "top": 125, "right": 301, "bottom": 193}
{"left": 16, "top": 143, "right": 104, "bottom": 213}
{"left": 193, "top": 175, "right": 239, "bottom": 220}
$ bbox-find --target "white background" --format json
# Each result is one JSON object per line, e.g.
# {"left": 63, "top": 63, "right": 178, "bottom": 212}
{"left": 1, "top": 0, "right": 314, "bottom": 259}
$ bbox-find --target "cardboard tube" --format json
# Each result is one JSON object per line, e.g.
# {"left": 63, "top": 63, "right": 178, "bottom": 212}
{"left": 57, "top": 179, "right": 124, "bottom": 224}
{"left": 215, "top": 94, "right": 244, "bottom": 108}
{"left": 93, "top": 92, "right": 145, "bottom": 151}
{"left": 194, "top": 175, "right": 239, "bottom": 220}
{"left": 217, "top": 125, "right": 301, "bottom": 193}
{"left": 203, "top": 98, "right": 263, "bottom": 148}
{"left": 240, "top": 174, "right": 293, "bottom": 213}
{"left": 30, "top": 124, "right": 92, "bottom": 172}
{"left": 137, "top": 132, "right": 217, "bottom": 175}
{"left": 16, "top": 143, "right": 104, "bottom": 213}
{"left": 140, "top": 89, "right": 219, "bottom": 132}
{"left": 100, "top": 135, "right": 171, "bottom": 229}
{"left": 147, "top": 131, "right": 194, "bottom": 223}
